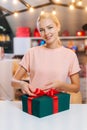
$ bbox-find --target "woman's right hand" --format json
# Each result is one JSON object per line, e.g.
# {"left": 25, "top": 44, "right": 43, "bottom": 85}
{"left": 21, "top": 81, "right": 36, "bottom": 96}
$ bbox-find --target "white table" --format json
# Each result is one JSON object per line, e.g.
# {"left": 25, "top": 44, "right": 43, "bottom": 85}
{"left": 0, "top": 101, "right": 87, "bottom": 130}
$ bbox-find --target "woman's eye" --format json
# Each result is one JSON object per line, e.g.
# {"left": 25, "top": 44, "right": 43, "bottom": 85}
{"left": 40, "top": 29, "right": 44, "bottom": 32}
{"left": 48, "top": 27, "right": 53, "bottom": 29}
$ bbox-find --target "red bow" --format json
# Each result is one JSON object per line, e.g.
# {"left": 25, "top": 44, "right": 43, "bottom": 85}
{"left": 34, "top": 88, "right": 59, "bottom": 97}
{"left": 28, "top": 88, "right": 59, "bottom": 114}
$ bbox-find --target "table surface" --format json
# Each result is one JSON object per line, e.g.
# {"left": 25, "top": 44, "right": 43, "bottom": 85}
{"left": 0, "top": 101, "right": 87, "bottom": 130}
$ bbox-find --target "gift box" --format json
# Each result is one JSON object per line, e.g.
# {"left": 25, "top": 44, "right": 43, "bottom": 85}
{"left": 16, "top": 27, "right": 31, "bottom": 37}
{"left": 22, "top": 89, "right": 70, "bottom": 118}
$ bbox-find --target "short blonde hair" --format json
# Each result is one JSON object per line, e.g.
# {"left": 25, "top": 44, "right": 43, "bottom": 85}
{"left": 37, "top": 12, "right": 61, "bottom": 30}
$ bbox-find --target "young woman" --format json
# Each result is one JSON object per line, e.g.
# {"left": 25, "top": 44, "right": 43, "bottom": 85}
{"left": 11, "top": 12, "right": 82, "bottom": 103}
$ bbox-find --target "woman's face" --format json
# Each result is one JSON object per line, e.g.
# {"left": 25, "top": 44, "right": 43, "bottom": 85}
{"left": 39, "top": 18, "right": 59, "bottom": 44}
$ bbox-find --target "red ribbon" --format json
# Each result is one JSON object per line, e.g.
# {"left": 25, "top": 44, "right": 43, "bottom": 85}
{"left": 27, "top": 88, "right": 59, "bottom": 114}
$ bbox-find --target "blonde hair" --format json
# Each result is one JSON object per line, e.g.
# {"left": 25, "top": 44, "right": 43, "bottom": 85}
{"left": 37, "top": 12, "right": 61, "bottom": 30}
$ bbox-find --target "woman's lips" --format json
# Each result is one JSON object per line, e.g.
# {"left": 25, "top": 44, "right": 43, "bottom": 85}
{"left": 45, "top": 36, "right": 52, "bottom": 40}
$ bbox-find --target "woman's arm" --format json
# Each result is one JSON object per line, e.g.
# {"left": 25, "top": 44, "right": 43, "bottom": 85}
{"left": 11, "top": 66, "right": 36, "bottom": 96}
{"left": 58, "top": 73, "right": 80, "bottom": 93}
{"left": 42, "top": 73, "right": 80, "bottom": 93}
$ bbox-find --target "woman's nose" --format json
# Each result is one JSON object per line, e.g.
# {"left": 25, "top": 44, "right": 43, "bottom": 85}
{"left": 44, "top": 29, "right": 49, "bottom": 35}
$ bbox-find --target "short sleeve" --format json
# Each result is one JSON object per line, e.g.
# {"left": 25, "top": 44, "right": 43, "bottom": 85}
{"left": 68, "top": 53, "right": 81, "bottom": 76}
{"left": 19, "top": 50, "right": 30, "bottom": 72}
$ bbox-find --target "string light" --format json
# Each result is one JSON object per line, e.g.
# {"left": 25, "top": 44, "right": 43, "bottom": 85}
{"left": 40, "top": 10, "right": 45, "bottom": 15}
{"left": 2, "top": 0, "right": 87, "bottom": 17}
{"left": 69, "top": 3, "right": 75, "bottom": 10}
{"left": 3, "top": 0, "right": 7, "bottom": 2}
{"left": 69, "top": 0, "right": 81, "bottom": 10}
{"left": 13, "top": 0, "right": 18, "bottom": 5}
{"left": 77, "top": 0, "right": 83, "bottom": 6}
{"left": 53, "top": 0, "right": 60, "bottom": 3}
{"left": 29, "top": 7, "right": 34, "bottom": 12}
{"left": 52, "top": 8, "right": 57, "bottom": 15}
{"left": 14, "top": 12, "right": 18, "bottom": 17}
{"left": 71, "top": 0, "right": 76, "bottom": 3}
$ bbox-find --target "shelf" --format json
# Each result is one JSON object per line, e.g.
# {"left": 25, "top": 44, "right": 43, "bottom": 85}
{"left": 13, "top": 37, "right": 87, "bottom": 55}
{"left": 29, "top": 36, "right": 87, "bottom": 40}
{"left": 14, "top": 37, "right": 42, "bottom": 40}
{"left": 0, "top": 41, "right": 12, "bottom": 44}
{"left": 14, "top": 36, "right": 87, "bottom": 40}
{"left": 60, "top": 36, "right": 87, "bottom": 40}
{"left": 0, "top": 41, "right": 13, "bottom": 53}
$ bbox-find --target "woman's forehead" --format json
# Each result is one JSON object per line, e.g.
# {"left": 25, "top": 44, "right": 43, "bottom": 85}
{"left": 39, "top": 18, "right": 55, "bottom": 27}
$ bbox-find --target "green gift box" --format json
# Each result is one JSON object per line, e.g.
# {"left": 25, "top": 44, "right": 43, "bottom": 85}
{"left": 22, "top": 92, "right": 70, "bottom": 118}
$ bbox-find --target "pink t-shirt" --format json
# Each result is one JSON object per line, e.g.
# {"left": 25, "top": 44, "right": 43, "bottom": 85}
{"left": 19, "top": 46, "right": 80, "bottom": 89}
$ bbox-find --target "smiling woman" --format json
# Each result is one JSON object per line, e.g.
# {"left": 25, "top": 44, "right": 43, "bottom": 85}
{"left": 11, "top": 12, "right": 82, "bottom": 103}
{"left": 37, "top": 12, "right": 61, "bottom": 48}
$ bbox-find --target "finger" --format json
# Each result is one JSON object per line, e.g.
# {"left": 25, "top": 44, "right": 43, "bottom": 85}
{"left": 29, "top": 86, "right": 36, "bottom": 93}
{"left": 26, "top": 89, "right": 36, "bottom": 96}
{"left": 22, "top": 88, "right": 36, "bottom": 96}
{"left": 22, "top": 90, "right": 26, "bottom": 94}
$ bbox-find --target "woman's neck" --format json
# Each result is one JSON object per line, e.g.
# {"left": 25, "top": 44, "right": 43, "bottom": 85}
{"left": 45, "top": 39, "right": 62, "bottom": 49}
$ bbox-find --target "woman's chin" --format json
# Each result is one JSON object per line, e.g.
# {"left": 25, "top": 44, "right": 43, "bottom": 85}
{"left": 46, "top": 39, "right": 53, "bottom": 44}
